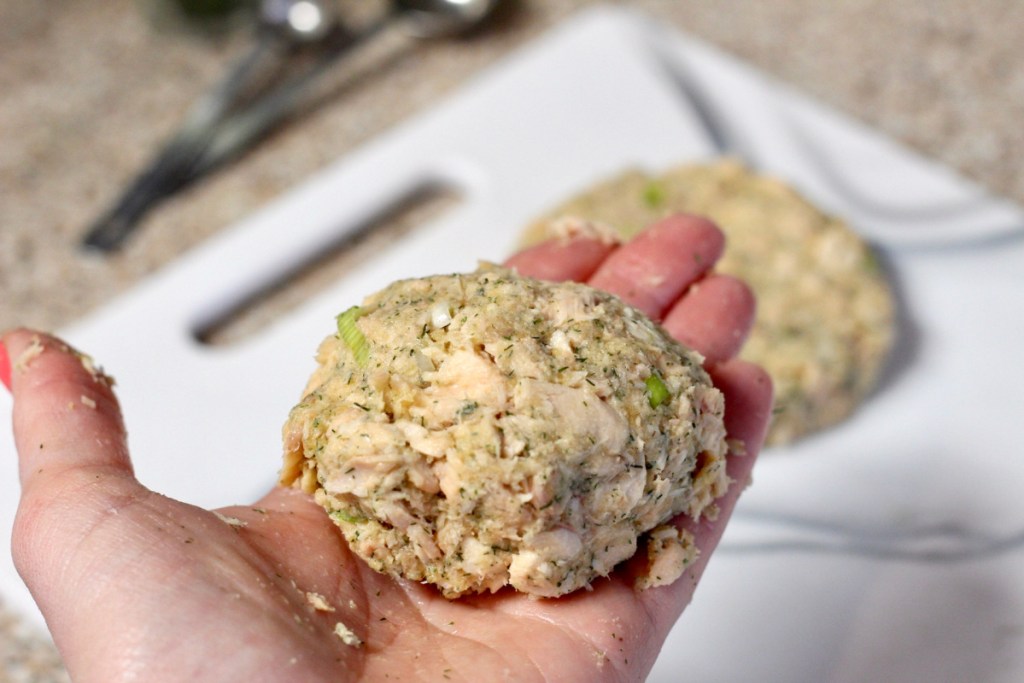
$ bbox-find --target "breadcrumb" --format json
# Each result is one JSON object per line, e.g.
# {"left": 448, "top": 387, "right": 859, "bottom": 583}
{"left": 14, "top": 335, "right": 43, "bottom": 372}
{"left": 547, "top": 215, "right": 620, "bottom": 245}
{"left": 305, "top": 592, "right": 335, "bottom": 612}
{"left": 75, "top": 351, "right": 115, "bottom": 387}
{"left": 333, "top": 621, "right": 362, "bottom": 647}
{"left": 726, "top": 437, "right": 748, "bottom": 456}
{"left": 213, "top": 512, "right": 247, "bottom": 528}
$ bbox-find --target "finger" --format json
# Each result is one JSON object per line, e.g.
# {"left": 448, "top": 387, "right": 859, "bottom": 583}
{"left": 587, "top": 214, "right": 724, "bottom": 320}
{"left": 504, "top": 236, "right": 616, "bottom": 283}
{"left": 638, "top": 359, "right": 773, "bottom": 630}
{"left": 703, "top": 359, "right": 774, "bottom": 514}
{"left": 2, "top": 330, "right": 148, "bottom": 625}
{"left": 684, "top": 360, "right": 774, "bottom": 556}
{"left": 0, "top": 340, "right": 11, "bottom": 390}
{"left": 662, "top": 274, "right": 756, "bottom": 366}
{"left": 2, "top": 329, "right": 134, "bottom": 492}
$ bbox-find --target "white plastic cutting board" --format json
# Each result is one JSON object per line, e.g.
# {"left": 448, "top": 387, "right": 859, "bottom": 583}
{"left": 3, "top": 7, "right": 1024, "bottom": 682}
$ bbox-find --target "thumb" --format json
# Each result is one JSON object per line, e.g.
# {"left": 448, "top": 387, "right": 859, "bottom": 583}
{"left": 3, "top": 329, "right": 135, "bottom": 488}
{"left": 1, "top": 329, "right": 146, "bottom": 613}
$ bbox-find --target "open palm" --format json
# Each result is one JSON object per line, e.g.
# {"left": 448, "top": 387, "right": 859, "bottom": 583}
{"left": 3, "top": 215, "right": 771, "bottom": 682}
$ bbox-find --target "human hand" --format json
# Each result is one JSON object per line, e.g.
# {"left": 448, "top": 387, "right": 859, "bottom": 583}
{"left": 1, "top": 214, "right": 772, "bottom": 683}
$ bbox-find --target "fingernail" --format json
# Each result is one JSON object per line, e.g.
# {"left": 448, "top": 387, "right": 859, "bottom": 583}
{"left": 0, "top": 340, "right": 10, "bottom": 391}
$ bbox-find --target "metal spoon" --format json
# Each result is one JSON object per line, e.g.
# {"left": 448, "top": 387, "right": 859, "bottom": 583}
{"left": 397, "top": 0, "right": 501, "bottom": 38}
{"left": 82, "top": 0, "right": 501, "bottom": 252}
{"left": 190, "top": 0, "right": 501, "bottom": 178}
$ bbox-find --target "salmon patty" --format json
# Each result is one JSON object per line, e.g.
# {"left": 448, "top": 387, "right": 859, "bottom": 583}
{"left": 522, "top": 161, "right": 895, "bottom": 446}
{"left": 280, "top": 265, "right": 728, "bottom": 597}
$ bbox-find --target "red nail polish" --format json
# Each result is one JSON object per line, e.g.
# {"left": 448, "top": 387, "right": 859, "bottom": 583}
{"left": 0, "top": 341, "right": 10, "bottom": 391}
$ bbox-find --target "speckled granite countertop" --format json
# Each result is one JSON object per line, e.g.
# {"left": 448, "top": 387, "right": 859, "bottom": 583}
{"left": 1, "top": 0, "right": 1022, "bottom": 678}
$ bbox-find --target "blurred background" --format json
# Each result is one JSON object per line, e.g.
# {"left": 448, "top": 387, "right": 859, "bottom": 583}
{"left": 2, "top": 0, "right": 1022, "bottom": 334}
{"left": 0, "top": 0, "right": 1022, "bottom": 679}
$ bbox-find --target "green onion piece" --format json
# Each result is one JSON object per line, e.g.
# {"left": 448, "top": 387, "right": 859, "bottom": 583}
{"left": 336, "top": 306, "right": 369, "bottom": 367}
{"left": 642, "top": 181, "right": 666, "bottom": 208}
{"left": 331, "top": 509, "right": 368, "bottom": 525}
{"left": 645, "top": 371, "right": 671, "bottom": 408}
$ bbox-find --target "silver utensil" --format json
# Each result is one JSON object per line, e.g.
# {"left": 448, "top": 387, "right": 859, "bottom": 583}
{"left": 82, "top": 0, "right": 501, "bottom": 252}
{"left": 643, "top": 25, "right": 1024, "bottom": 251}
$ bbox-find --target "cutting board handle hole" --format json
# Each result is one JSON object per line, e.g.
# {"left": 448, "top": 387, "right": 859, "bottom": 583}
{"left": 192, "top": 180, "right": 463, "bottom": 347}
